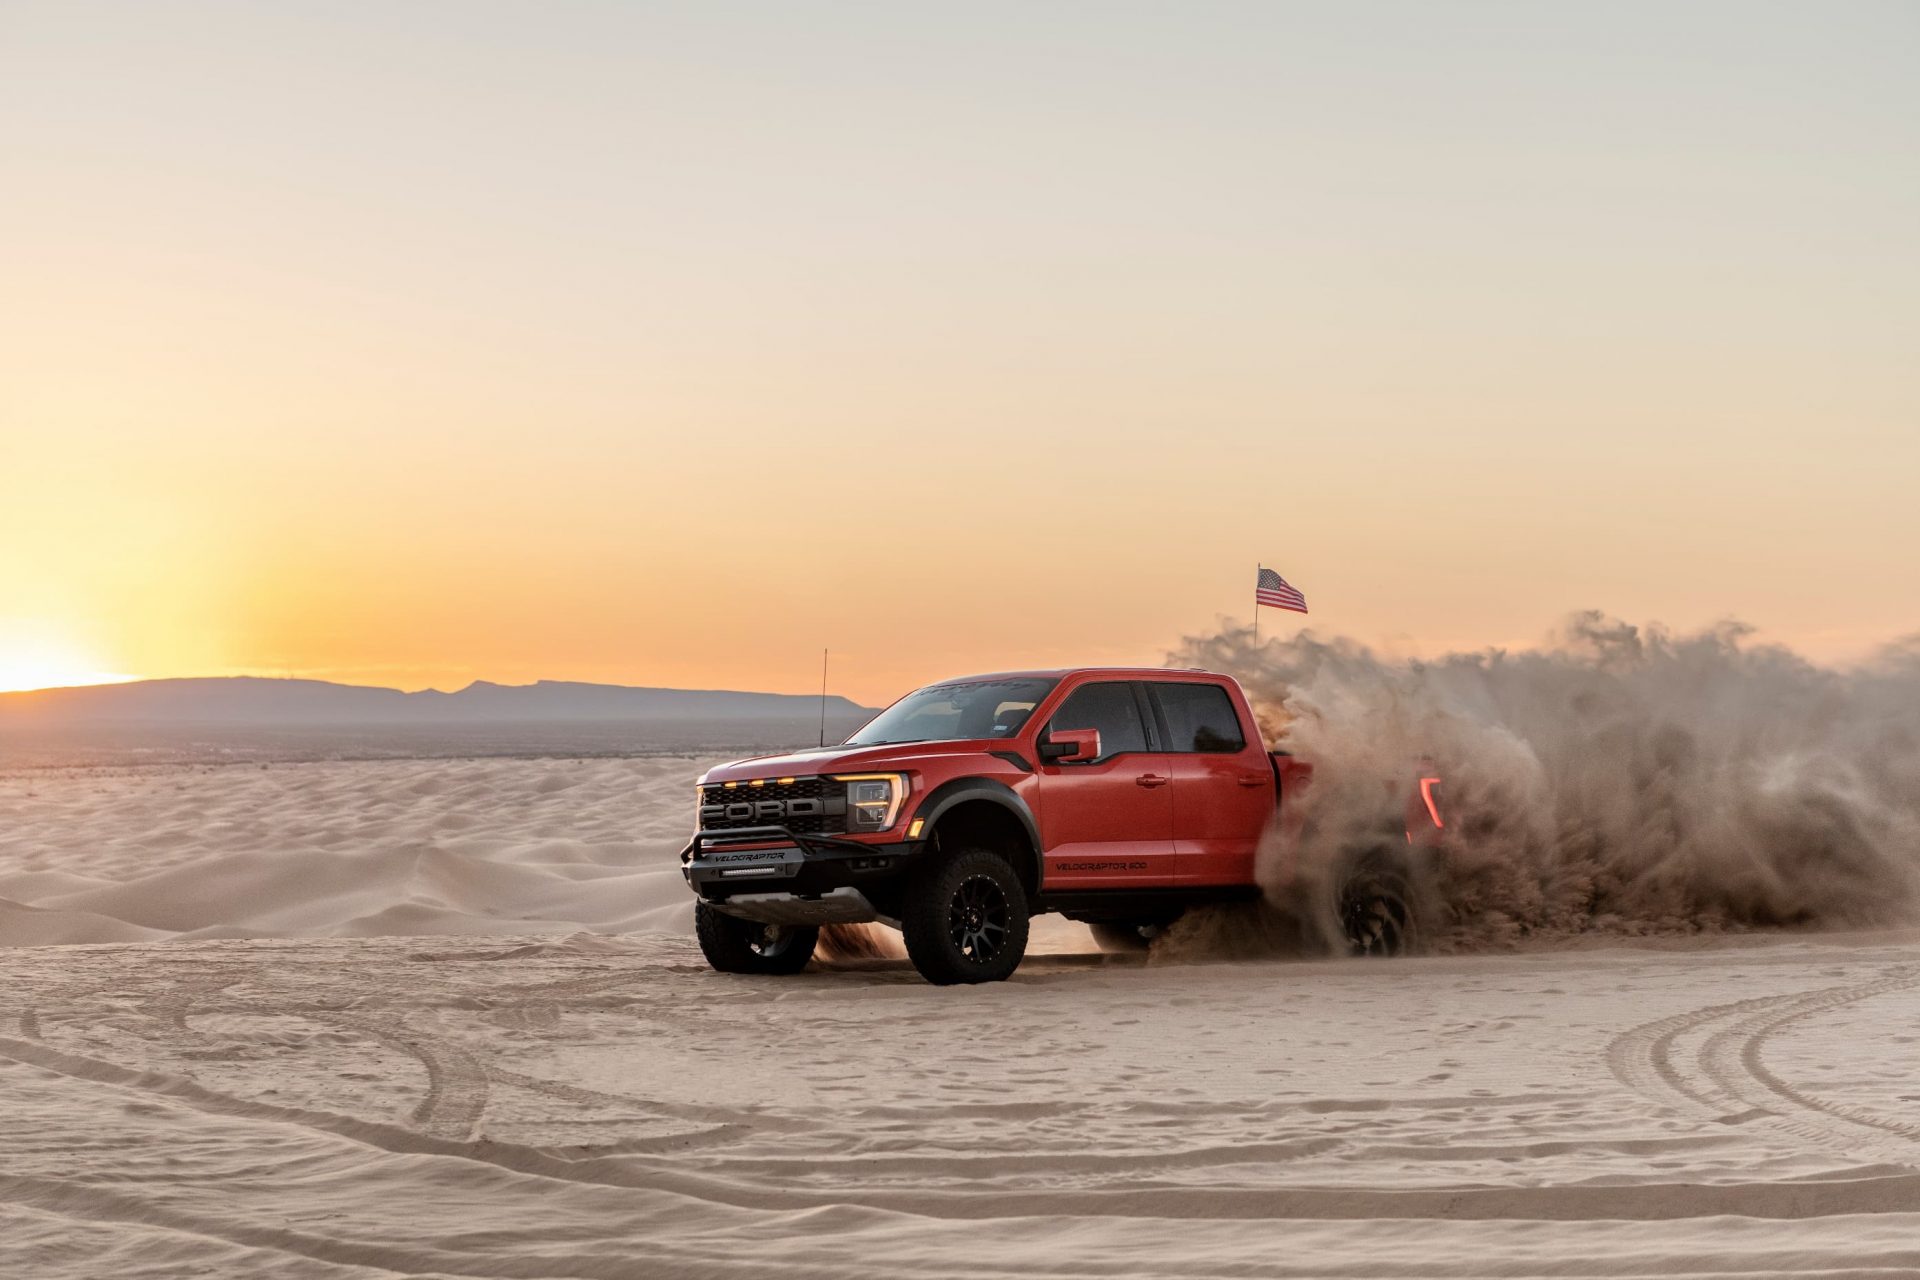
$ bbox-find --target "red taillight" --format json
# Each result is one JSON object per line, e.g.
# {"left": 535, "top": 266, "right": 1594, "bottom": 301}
{"left": 1420, "top": 776, "right": 1444, "bottom": 829}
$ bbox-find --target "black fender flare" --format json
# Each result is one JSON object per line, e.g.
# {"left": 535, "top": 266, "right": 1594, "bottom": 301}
{"left": 910, "top": 777, "right": 1044, "bottom": 893}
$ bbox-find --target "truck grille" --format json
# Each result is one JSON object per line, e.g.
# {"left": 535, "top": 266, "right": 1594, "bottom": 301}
{"left": 698, "top": 776, "right": 845, "bottom": 835}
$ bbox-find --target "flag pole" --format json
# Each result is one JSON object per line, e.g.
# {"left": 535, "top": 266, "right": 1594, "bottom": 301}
{"left": 1253, "top": 563, "right": 1260, "bottom": 647}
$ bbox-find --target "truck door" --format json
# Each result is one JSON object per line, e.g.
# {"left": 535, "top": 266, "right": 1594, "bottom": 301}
{"left": 1148, "top": 680, "right": 1272, "bottom": 885}
{"left": 1034, "top": 679, "right": 1176, "bottom": 889}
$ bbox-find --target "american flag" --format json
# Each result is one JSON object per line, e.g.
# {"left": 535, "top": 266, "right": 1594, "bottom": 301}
{"left": 1256, "top": 566, "right": 1308, "bottom": 614}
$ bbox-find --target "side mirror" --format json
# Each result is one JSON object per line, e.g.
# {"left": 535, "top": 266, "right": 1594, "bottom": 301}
{"left": 1039, "top": 727, "right": 1100, "bottom": 763}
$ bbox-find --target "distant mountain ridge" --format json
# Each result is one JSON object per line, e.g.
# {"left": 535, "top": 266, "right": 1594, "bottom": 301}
{"left": 0, "top": 676, "right": 876, "bottom": 726}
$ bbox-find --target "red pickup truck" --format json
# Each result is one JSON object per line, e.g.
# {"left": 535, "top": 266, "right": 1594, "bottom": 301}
{"left": 681, "top": 667, "right": 1443, "bottom": 985}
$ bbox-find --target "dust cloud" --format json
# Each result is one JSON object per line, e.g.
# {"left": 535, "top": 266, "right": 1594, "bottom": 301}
{"left": 1166, "top": 613, "right": 1920, "bottom": 952}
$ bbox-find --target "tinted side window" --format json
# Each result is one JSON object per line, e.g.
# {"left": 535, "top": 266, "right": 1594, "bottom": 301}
{"left": 1153, "top": 683, "right": 1247, "bottom": 753}
{"left": 1048, "top": 681, "right": 1148, "bottom": 759}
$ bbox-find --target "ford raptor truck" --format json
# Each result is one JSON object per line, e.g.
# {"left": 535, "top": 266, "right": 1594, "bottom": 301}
{"left": 680, "top": 668, "right": 1445, "bottom": 985}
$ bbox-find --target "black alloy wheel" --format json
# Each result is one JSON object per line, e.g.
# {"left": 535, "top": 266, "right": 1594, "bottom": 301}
{"left": 901, "top": 847, "right": 1031, "bottom": 985}
{"left": 1335, "top": 861, "right": 1415, "bottom": 958}
{"left": 949, "top": 873, "right": 1011, "bottom": 965}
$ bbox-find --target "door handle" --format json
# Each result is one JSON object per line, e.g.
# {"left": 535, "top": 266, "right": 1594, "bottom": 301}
{"left": 1237, "top": 774, "right": 1267, "bottom": 788}
{"left": 1135, "top": 773, "right": 1170, "bottom": 788}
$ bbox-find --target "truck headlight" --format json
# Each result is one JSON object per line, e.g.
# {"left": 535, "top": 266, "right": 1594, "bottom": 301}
{"left": 834, "top": 773, "right": 907, "bottom": 832}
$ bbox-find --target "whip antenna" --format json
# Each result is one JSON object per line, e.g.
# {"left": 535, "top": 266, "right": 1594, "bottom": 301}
{"left": 818, "top": 648, "right": 828, "bottom": 747}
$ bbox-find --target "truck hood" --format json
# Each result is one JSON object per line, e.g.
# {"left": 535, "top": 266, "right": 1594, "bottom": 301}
{"left": 697, "top": 740, "right": 1011, "bottom": 784}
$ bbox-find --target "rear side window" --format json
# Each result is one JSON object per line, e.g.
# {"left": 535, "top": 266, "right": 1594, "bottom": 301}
{"left": 1153, "top": 683, "right": 1246, "bottom": 753}
{"left": 1048, "top": 681, "right": 1149, "bottom": 759}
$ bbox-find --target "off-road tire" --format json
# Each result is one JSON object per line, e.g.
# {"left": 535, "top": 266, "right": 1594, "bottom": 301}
{"left": 901, "top": 847, "right": 1030, "bottom": 985}
{"left": 694, "top": 901, "right": 819, "bottom": 975}
{"left": 1332, "top": 851, "right": 1418, "bottom": 958}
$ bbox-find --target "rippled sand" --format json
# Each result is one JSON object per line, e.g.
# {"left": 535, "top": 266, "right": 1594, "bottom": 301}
{"left": 4, "top": 759, "right": 1920, "bottom": 1276}
{"left": 6, "top": 929, "right": 1920, "bottom": 1276}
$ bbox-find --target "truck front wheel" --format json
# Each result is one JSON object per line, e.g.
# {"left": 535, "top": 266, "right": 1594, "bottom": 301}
{"left": 694, "top": 901, "right": 818, "bottom": 975}
{"left": 901, "top": 848, "right": 1030, "bottom": 985}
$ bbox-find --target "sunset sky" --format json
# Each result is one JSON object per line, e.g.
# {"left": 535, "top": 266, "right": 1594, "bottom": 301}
{"left": 3, "top": 2, "right": 1916, "bottom": 704}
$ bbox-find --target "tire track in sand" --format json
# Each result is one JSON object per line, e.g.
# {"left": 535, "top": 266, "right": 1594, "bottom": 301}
{"left": 118, "top": 978, "right": 492, "bottom": 1142}
{"left": 116, "top": 980, "right": 779, "bottom": 1149}
{"left": 306, "top": 1012, "right": 491, "bottom": 1141}
{"left": 1607, "top": 971, "right": 1920, "bottom": 1163}
{"left": 0, "top": 1169, "right": 894, "bottom": 1280}
{"left": 139, "top": 969, "right": 250, "bottom": 1032}
{"left": 16, "top": 1025, "right": 1920, "bottom": 1227}
{"left": 1701, "top": 974, "right": 1920, "bottom": 1150}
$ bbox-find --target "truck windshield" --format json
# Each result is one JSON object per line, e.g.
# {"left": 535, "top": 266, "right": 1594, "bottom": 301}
{"left": 846, "top": 677, "right": 1059, "bottom": 746}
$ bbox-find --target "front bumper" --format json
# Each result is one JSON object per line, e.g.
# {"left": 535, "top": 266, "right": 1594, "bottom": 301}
{"left": 680, "top": 824, "right": 921, "bottom": 919}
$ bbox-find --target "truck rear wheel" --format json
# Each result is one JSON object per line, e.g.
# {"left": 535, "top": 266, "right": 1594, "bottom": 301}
{"left": 694, "top": 901, "right": 818, "bottom": 975}
{"left": 901, "top": 848, "right": 1030, "bottom": 985}
{"left": 1334, "top": 853, "right": 1417, "bottom": 958}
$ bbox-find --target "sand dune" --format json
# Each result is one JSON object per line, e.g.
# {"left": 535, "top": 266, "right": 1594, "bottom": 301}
{"left": 0, "top": 757, "right": 704, "bottom": 945}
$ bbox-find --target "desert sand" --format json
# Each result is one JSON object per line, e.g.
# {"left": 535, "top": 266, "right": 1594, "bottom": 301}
{"left": 0, "top": 757, "right": 705, "bottom": 945}
{"left": 5, "top": 757, "right": 1920, "bottom": 1277}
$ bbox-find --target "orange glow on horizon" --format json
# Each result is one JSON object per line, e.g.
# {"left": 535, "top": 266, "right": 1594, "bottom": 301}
{"left": 2, "top": 6, "right": 1913, "bottom": 706}
{"left": 0, "top": 636, "right": 136, "bottom": 695}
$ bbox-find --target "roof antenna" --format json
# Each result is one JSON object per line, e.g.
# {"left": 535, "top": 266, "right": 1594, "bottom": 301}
{"left": 818, "top": 647, "right": 829, "bottom": 747}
